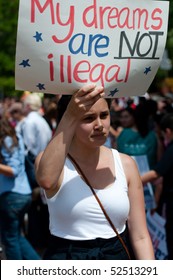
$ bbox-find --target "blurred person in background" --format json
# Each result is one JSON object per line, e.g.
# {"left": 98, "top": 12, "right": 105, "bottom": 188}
{"left": 22, "top": 93, "right": 52, "bottom": 158}
{"left": 116, "top": 103, "right": 161, "bottom": 169}
{"left": 141, "top": 113, "right": 173, "bottom": 260}
{"left": 42, "top": 98, "right": 58, "bottom": 135}
{"left": 0, "top": 117, "right": 40, "bottom": 259}
{"left": 115, "top": 102, "right": 165, "bottom": 212}
{"left": 8, "top": 102, "right": 25, "bottom": 135}
{"left": 21, "top": 93, "right": 52, "bottom": 251}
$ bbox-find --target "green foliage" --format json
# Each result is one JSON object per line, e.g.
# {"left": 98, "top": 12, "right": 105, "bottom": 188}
{"left": 168, "top": 0, "right": 173, "bottom": 31}
{"left": 158, "top": 0, "right": 173, "bottom": 77}
{"left": 167, "top": 27, "right": 173, "bottom": 75}
{"left": 0, "top": 0, "right": 19, "bottom": 97}
{"left": 148, "top": 0, "right": 173, "bottom": 90}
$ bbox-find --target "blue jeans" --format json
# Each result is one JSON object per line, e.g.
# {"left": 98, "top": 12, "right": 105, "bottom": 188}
{"left": 0, "top": 192, "right": 41, "bottom": 260}
{"left": 44, "top": 229, "right": 133, "bottom": 260}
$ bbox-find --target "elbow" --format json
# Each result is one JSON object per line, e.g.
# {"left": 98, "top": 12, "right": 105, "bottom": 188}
{"left": 36, "top": 175, "right": 56, "bottom": 191}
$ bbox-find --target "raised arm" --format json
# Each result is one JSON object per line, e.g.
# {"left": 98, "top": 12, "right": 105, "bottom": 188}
{"left": 35, "top": 84, "right": 104, "bottom": 194}
{"left": 120, "top": 153, "right": 155, "bottom": 260}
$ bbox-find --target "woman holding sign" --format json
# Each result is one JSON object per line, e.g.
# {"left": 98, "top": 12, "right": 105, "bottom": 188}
{"left": 35, "top": 84, "right": 154, "bottom": 260}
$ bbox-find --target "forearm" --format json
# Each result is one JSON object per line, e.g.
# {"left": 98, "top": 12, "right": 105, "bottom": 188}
{"left": 141, "top": 170, "right": 159, "bottom": 185}
{"left": 132, "top": 236, "right": 155, "bottom": 260}
{"left": 0, "top": 163, "right": 14, "bottom": 177}
{"left": 36, "top": 112, "right": 78, "bottom": 190}
{"left": 124, "top": 156, "right": 155, "bottom": 260}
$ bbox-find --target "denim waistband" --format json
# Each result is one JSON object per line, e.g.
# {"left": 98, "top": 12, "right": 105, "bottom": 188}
{"left": 44, "top": 229, "right": 133, "bottom": 259}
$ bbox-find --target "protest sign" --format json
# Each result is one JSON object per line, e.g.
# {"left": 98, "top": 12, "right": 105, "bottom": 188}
{"left": 132, "top": 155, "right": 156, "bottom": 210}
{"left": 15, "top": 0, "right": 169, "bottom": 97}
{"left": 146, "top": 211, "right": 168, "bottom": 260}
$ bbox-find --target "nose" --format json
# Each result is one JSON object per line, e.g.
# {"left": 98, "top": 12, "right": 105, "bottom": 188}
{"left": 94, "top": 118, "right": 103, "bottom": 131}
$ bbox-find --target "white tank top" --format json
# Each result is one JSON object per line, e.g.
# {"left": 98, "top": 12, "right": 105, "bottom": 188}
{"left": 45, "top": 149, "right": 130, "bottom": 240}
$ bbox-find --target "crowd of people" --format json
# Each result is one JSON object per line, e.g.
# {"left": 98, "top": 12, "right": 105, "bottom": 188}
{"left": 0, "top": 78, "right": 173, "bottom": 259}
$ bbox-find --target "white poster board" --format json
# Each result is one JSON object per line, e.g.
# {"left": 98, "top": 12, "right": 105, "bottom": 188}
{"left": 15, "top": 0, "right": 169, "bottom": 97}
{"left": 146, "top": 211, "right": 168, "bottom": 260}
{"left": 132, "top": 155, "right": 156, "bottom": 210}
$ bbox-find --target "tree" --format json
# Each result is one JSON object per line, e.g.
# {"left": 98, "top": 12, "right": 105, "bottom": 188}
{"left": 0, "top": 0, "right": 20, "bottom": 97}
{"left": 167, "top": 0, "right": 173, "bottom": 75}
{"left": 150, "top": 0, "right": 173, "bottom": 92}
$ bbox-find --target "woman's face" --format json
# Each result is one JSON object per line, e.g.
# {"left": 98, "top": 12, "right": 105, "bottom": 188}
{"left": 120, "top": 110, "right": 135, "bottom": 128}
{"left": 74, "top": 98, "right": 110, "bottom": 148}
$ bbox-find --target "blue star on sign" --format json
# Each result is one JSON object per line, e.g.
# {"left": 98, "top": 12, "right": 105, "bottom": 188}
{"left": 36, "top": 83, "right": 45, "bottom": 90}
{"left": 33, "top": 31, "right": 43, "bottom": 42}
{"left": 108, "top": 88, "right": 119, "bottom": 97}
{"left": 144, "top": 66, "right": 151, "bottom": 75}
{"left": 19, "top": 59, "right": 31, "bottom": 68}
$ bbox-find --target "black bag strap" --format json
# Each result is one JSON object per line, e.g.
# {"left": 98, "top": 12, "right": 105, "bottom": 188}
{"left": 68, "top": 153, "right": 131, "bottom": 259}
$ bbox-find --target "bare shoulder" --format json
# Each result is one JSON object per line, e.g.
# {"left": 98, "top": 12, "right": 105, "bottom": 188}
{"left": 119, "top": 152, "right": 136, "bottom": 167}
{"left": 119, "top": 152, "right": 140, "bottom": 184}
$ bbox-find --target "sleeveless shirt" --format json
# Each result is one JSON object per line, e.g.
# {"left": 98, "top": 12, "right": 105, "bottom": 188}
{"left": 45, "top": 149, "right": 130, "bottom": 240}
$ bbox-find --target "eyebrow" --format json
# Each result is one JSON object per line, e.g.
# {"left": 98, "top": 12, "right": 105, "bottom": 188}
{"left": 84, "top": 110, "right": 109, "bottom": 116}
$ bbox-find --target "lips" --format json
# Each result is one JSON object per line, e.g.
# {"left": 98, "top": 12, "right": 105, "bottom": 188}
{"left": 91, "top": 133, "right": 106, "bottom": 138}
